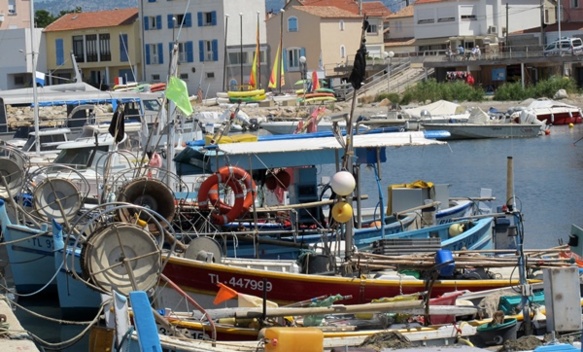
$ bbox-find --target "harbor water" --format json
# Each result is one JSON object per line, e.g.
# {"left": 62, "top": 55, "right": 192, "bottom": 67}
{"left": 12, "top": 123, "right": 583, "bottom": 351}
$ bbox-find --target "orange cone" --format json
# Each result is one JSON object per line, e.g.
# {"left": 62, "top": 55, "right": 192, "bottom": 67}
{"left": 213, "top": 283, "right": 238, "bottom": 305}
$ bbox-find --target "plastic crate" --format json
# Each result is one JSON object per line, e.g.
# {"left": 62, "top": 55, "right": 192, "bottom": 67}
{"left": 498, "top": 290, "right": 545, "bottom": 315}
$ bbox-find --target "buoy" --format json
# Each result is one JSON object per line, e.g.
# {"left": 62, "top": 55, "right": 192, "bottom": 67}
{"left": 544, "top": 129, "right": 551, "bottom": 135}
{"left": 448, "top": 223, "right": 465, "bottom": 237}
{"left": 330, "top": 171, "right": 356, "bottom": 196}
{"left": 569, "top": 123, "right": 574, "bottom": 128}
{"left": 332, "top": 201, "right": 353, "bottom": 223}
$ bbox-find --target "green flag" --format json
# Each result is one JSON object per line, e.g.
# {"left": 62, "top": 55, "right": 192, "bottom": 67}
{"left": 165, "top": 76, "right": 193, "bottom": 116}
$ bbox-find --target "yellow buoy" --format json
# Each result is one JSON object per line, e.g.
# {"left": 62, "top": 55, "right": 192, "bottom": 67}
{"left": 332, "top": 201, "right": 353, "bottom": 223}
{"left": 569, "top": 123, "right": 574, "bottom": 128}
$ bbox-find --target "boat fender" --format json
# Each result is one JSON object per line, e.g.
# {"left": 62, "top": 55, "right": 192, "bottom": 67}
{"left": 449, "top": 223, "right": 465, "bottom": 237}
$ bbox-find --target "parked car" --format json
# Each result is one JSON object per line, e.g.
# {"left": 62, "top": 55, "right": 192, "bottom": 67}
{"left": 543, "top": 37, "right": 583, "bottom": 56}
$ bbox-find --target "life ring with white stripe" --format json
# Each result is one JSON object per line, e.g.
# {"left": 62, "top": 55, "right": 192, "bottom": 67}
{"left": 197, "top": 166, "right": 256, "bottom": 225}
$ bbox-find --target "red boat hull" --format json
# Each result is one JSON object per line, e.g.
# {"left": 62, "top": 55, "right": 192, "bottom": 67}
{"left": 537, "top": 112, "right": 583, "bottom": 125}
{"left": 161, "top": 256, "right": 527, "bottom": 306}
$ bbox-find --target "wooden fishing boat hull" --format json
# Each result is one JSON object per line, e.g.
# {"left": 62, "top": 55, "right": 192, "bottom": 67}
{"left": 158, "top": 253, "right": 525, "bottom": 310}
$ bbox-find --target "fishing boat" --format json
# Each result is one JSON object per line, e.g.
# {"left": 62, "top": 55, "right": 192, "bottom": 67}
{"left": 421, "top": 107, "right": 546, "bottom": 140}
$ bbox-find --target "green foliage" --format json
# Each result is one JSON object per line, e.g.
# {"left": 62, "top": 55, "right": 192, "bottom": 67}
{"left": 493, "top": 76, "right": 579, "bottom": 100}
{"left": 376, "top": 78, "right": 485, "bottom": 104}
{"left": 35, "top": 10, "right": 55, "bottom": 27}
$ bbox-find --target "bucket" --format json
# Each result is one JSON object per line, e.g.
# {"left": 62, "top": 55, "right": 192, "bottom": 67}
{"left": 434, "top": 249, "right": 455, "bottom": 277}
{"left": 473, "top": 318, "right": 517, "bottom": 347}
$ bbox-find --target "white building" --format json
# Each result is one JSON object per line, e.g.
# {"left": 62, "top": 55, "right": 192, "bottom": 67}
{"left": 413, "top": 0, "right": 546, "bottom": 51}
{"left": 140, "top": 0, "right": 267, "bottom": 97}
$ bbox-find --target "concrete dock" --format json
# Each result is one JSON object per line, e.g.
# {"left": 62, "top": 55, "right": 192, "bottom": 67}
{"left": 0, "top": 295, "right": 39, "bottom": 351}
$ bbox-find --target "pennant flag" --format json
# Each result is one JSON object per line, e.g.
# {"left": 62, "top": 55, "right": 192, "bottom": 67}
{"left": 165, "top": 76, "right": 193, "bottom": 116}
{"left": 249, "top": 15, "right": 260, "bottom": 89}
{"left": 213, "top": 283, "right": 238, "bottom": 305}
{"left": 35, "top": 71, "right": 45, "bottom": 87}
{"left": 268, "top": 45, "right": 285, "bottom": 89}
{"left": 311, "top": 71, "right": 320, "bottom": 92}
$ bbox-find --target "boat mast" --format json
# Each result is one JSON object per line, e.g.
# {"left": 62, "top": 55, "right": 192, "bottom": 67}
{"left": 343, "top": 16, "right": 369, "bottom": 260}
{"left": 30, "top": 0, "right": 40, "bottom": 156}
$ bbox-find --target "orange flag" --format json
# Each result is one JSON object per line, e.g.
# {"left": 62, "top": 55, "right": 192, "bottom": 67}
{"left": 213, "top": 283, "right": 238, "bottom": 305}
{"left": 268, "top": 45, "right": 285, "bottom": 89}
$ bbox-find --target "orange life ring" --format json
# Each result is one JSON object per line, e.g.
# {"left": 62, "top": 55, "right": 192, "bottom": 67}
{"left": 197, "top": 166, "right": 256, "bottom": 225}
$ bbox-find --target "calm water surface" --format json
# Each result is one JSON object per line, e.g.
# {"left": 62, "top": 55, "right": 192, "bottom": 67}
{"left": 15, "top": 123, "right": 583, "bottom": 351}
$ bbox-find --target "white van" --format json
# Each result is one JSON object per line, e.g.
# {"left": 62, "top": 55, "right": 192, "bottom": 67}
{"left": 543, "top": 37, "right": 583, "bottom": 56}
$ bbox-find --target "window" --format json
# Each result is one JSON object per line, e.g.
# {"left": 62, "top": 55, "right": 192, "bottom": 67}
{"left": 86, "top": 34, "right": 98, "bottom": 62}
{"left": 339, "top": 20, "right": 344, "bottom": 31}
{"left": 99, "top": 33, "right": 111, "bottom": 61}
{"left": 438, "top": 17, "right": 455, "bottom": 22}
{"left": 206, "top": 72, "right": 215, "bottom": 79}
{"left": 179, "top": 73, "right": 189, "bottom": 80}
{"left": 199, "top": 40, "right": 218, "bottom": 61}
{"left": 417, "top": 18, "right": 434, "bottom": 24}
{"left": 146, "top": 16, "right": 158, "bottom": 29}
{"left": 148, "top": 44, "right": 160, "bottom": 64}
{"left": 8, "top": 0, "right": 15, "bottom": 15}
{"left": 152, "top": 74, "right": 161, "bottom": 81}
{"left": 461, "top": 15, "right": 476, "bottom": 20}
{"left": 571, "top": 0, "right": 579, "bottom": 7}
{"left": 366, "top": 23, "right": 378, "bottom": 34}
{"left": 340, "top": 45, "right": 346, "bottom": 58}
{"left": 228, "top": 51, "right": 248, "bottom": 65}
{"left": 286, "top": 47, "right": 304, "bottom": 70}
{"left": 198, "top": 11, "right": 217, "bottom": 26}
{"left": 73, "top": 36, "right": 84, "bottom": 63}
{"left": 288, "top": 17, "right": 298, "bottom": 32}
{"left": 14, "top": 75, "right": 24, "bottom": 85}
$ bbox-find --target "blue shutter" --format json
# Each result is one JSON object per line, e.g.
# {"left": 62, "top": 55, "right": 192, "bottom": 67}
{"left": 120, "top": 34, "right": 129, "bottom": 62}
{"left": 56, "top": 38, "right": 64, "bottom": 66}
{"left": 197, "top": 12, "right": 203, "bottom": 27}
{"left": 144, "top": 16, "right": 150, "bottom": 30}
{"left": 158, "top": 43, "right": 164, "bottom": 64}
{"left": 156, "top": 15, "right": 162, "bottom": 30}
{"left": 168, "top": 14, "right": 174, "bottom": 29}
{"left": 199, "top": 40, "right": 204, "bottom": 62}
{"left": 186, "top": 41, "right": 194, "bottom": 63}
{"left": 148, "top": 0, "right": 156, "bottom": 2}
{"left": 145, "top": 45, "right": 151, "bottom": 65}
{"left": 211, "top": 11, "right": 217, "bottom": 26}
{"left": 184, "top": 13, "right": 192, "bottom": 27}
{"left": 212, "top": 40, "right": 218, "bottom": 61}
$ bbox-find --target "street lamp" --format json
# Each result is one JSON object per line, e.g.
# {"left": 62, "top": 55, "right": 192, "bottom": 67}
{"left": 299, "top": 55, "right": 307, "bottom": 93}
{"left": 383, "top": 51, "right": 394, "bottom": 94}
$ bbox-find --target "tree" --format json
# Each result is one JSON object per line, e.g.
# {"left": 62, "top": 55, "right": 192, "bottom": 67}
{"left": 35, "top": 10, "right": 55, "bottom": 28}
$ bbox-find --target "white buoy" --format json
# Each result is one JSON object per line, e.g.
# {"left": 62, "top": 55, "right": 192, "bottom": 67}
{"left": 330, "top": 171, "right": 356, "bottom": 196}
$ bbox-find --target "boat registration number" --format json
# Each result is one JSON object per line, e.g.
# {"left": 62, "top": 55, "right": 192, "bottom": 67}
{"left": 208, "top": 274, "right": 273, "bottom": 292}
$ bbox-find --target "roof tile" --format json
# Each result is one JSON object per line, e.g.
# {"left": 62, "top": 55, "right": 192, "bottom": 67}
{"left": 44, "top": 8, "right": 138, "bottom": 32}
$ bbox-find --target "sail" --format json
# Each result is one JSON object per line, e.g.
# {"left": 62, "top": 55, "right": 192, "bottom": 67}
{"left": 268, "top": 45, "right": 285, "bottom": 89}
{"left": 249, "top": 15, "right": 260, "bottom": 89}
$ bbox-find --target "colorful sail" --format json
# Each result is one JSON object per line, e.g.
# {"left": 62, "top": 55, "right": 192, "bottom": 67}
{"left": 249, "top": 15, "right": 260, "bottom": 89}
{"left": 311, "top": 70, "right": 320, "bottom": 92}
{"left": 268, "top": 45, "right": 285, "bottom": 89}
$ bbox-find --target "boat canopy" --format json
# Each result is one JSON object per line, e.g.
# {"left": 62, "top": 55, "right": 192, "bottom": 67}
{"left": 174, "top": 130, "right": 447, "bottom": 174}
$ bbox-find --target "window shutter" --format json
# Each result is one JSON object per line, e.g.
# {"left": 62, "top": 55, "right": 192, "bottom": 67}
{"left": 144, "top": 16, "right": 150, "bottom": 30}
{"left": 120, "top": 34, "right": 129, "bottom": 62}
{"left": 156, "top": 15, "right": 162, "bottom": 30}
{"left": 158, "top": 43, "right": 164, "bottom": 64}
{"left": 56, "top": 39, "right": 64, "bottom": 66}
{"left": 211, "top": 11, "right": 217, "bottom": 26}
{"left": 185, "top": 13, "right": 192, "bottom": 27}
{"left": 186, "top": 41, "right": 194, "bottom": 62}
{"left": 212, "top": 40, "right": 218, "bottom": 61}
{"left": 197, "top": 12, "right": 203, "bottom": 27}
{"left": 168, "top": 14, "right": 174, "bottom": 29}
{"left": 145, "top": 45, "right": 151, "bottom": 65}
{"left": 199, "top": 40, "right": 204, "bottom": 62}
